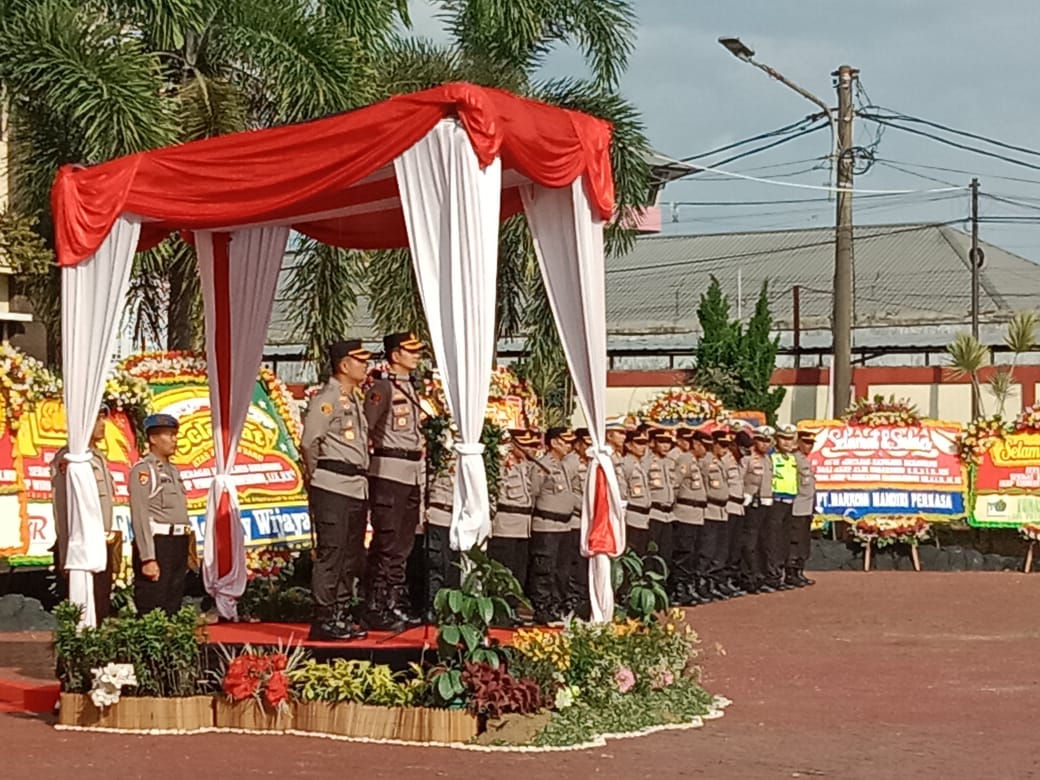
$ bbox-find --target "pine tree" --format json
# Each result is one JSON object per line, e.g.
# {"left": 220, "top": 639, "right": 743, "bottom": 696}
{"left": 692, "top": 277, "right": 786, "bottom": 423}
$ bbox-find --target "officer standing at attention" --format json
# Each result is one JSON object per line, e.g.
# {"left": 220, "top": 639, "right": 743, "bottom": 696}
{"left": 562, "top": 428, "right": 592, "bottom": 619}
{"left": 301, "top": 339, "right": 373, "bottom": 640}
{"left": 363, "top": 332, "right": 426, "bottom": 631}
{"left": 488, "top": 430, "right": 539, "bottom": 597}
{"left": 421, "top": 453, "right": 459, "bottom": 619}
{"left": 770, "top": 425, "right": 800, "bottom": 590}
{"left": 51, "top": 405, "right": 116, "bottom": 623}
{"left": 129, "top": 414, "right": 190, "bottom": 616}
{"left": 646, "top": 427, "right": 677, "bottom": 578}
{"left": 741, "top": 426, "right": 775, "bottom": 594}
{"left": 693, "top": 429, "right": 726, "bottom": 601}
{"left": 672, "top": 428, "right": 707, "bottom": 605}
{"left": 620, "top": 427, "right": 652, "bottom": 556}
{"left": 528, "top": 427, "right": 577, "bottom": 624}
{"left": 788, "top": 429, "right": 818, "bottom": 587}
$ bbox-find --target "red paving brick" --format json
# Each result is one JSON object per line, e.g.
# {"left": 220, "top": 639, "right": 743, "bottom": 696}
{"left": 5, "top": 572, "right": 1040, "bottom": 779}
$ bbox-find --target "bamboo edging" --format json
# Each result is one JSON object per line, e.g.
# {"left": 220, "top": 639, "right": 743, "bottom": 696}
{"left": 57, "top": 693, "right": 214, "bottom": 731}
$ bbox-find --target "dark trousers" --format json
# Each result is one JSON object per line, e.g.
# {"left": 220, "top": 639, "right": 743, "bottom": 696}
{"left": 698, "top": 520, "right": 727, "bottom": 578}
{"left": 725, "top": 512, "right": 745, "bottom": 579}
{"left": 527, "top": 531, "right": 566, "bottom": 617}
{"left": 560, "top": 529, "right": 589, "bottom": 616}
{"left": 424, "top": 524, "right": 460, "bottom": 610}
{"left": 487, "top": 537, "right": 529, "bottom": 593}
{"left": 133, "top": 535, "right": 188, "bottom": 617}
{"left": 742, "top": 504, "right": 768, "bottom": 587}
{"left": 766, "top": 502, "right": 792, "bottom": 583}
{"left": 626, "top": 525, "right": 649, "bottom": 557}
{"left": 310, "top": 487, "right": 368, "bottom": 621}
{"left": 671, "top": 522, "right": 700, "bottom": 591}
{"left": 788, "top": 514, "right": 813, "bottom": 568}
{"left": 365, "top": 477, "right": 421, "bottom": 600}
{"left": 56, "top": 548, "right": 113, "bottom": 624}
{"left": 648, "top": 519, "right": 674, "bottom": 580}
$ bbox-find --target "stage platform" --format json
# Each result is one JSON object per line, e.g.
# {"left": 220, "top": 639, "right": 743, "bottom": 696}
{"left": 206, "top": 622, "right": 530, "bottom": 669}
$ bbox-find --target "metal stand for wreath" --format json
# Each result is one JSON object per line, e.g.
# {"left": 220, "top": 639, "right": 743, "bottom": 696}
{"left": 1025, "top": 541, "right": 1036, "bottom": 573}
{"left": 863, "top": 542, "right": 921, "bottom": 572}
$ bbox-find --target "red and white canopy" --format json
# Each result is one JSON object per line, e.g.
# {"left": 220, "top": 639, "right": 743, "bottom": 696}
{"left": 53, "top": 82, "right": 625, "bottom": 625}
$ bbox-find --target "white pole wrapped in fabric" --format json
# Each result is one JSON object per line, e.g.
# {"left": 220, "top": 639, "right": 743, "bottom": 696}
{"left": 61, "top": 216, "right": 140, "bottom": 627}
{"left": 521, "top": 179, "right": 624, "bottom": 623}
{"left": 197, "top": 226, "right": 290, "bottom": 620}
{"left": 394, "top": 119, "right": 501, "bottom": 552}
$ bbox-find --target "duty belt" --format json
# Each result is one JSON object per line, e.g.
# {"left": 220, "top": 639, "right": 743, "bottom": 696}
{"left": 707, "top": 497, "right": 729, "bottom": 507}
{"left": 651, "top": 502, "right": 675, "bottom": 513}
{"left": 728, "top": 495, "right": 744, "bottom": 503}
{"left": 429, "top": 501, "right": 453, "bottom": 513}
{"left": 775, "top": 496, "right": 795, "bottom": 504}
{"left": 534, "top": 508, "right": 573, "bottom": 523}
{"left": 150, "top": 521, "right": 191, "bottom": 537}
{"left": 373, "top": 447, "right": 423, "bottom": 462}
{"left": 496, "top": 503, "right": 532, "bottom": 515}
{"left": 316, "top": 459, "right": 366, "bottom": 477}
{"left": 677, "top": 498, "right": 708, "bottom": 508}
{"left": 626, "top": 505, "right": 650, "bottom": 516}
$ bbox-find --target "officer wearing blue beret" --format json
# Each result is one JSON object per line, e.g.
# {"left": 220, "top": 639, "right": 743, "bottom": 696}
{"left": 130, "top": 413, "right": 190, "bottom": 616}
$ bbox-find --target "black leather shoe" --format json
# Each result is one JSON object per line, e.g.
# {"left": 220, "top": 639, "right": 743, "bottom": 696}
{"left": 757, "top": 583, "right": 776, "bottom": 594}
{"left": 799, "top": 570, "right": 816, "bottom": 586}
{"left": 361, "top": 610, "right": 406, "bottom": 633}
{"left": 309, "top": 621, "right": 362, "bottom": 641}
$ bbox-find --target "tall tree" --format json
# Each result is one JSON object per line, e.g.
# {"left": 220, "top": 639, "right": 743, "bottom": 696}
{"left": 692, "top": 276, "right": 785, "bottom": 423}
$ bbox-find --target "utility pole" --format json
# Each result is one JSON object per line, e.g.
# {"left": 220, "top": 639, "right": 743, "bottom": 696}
{"left": 831, "top": 65, "right": 858, "bottom": 417}
{"left": 970, "top": 177, "right": 981, "bottom": 419}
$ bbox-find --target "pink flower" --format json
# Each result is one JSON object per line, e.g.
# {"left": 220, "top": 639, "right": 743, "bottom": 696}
{"left": 614, "top": 666, "right": 636, "bottom": 694}
{"left": 654, "top": 669, "right": 675, "bottom": 689}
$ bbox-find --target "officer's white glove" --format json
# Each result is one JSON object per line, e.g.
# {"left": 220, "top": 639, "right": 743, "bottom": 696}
{"left": 743, "top": 494, "right": 753, "bottom": 506}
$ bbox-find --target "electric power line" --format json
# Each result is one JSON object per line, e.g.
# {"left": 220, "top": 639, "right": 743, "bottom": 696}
{"left": 679, "top": 115, "right": 823, "bottom": 162}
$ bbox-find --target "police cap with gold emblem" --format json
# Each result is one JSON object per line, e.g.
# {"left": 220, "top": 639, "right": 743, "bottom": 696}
{"left": 144, "top": 413, "right": 179, "bottom": 433}
{"left": 329, "top": 339, "right": 374, "bottom": 367}
{"left": 383, "top": 331, "right": 424, "bottom": 356}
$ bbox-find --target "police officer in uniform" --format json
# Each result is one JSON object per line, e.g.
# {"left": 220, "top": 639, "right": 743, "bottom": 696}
{"left": 708, "top": 429, "right": 744, "bottom": 597}
{"left": 488, "top": 430, "right": 538, "bottom": 595}
{"left": 562, "top": 428, "right": 592, "bottom": 619}
{"left": 527, "top": 427, "right": 577, "bottom": 624}
{"left": 51, "top": 406, "right": 116, "bottom": 623}
{"left": 742, "top": 426, "right": 775, "bottom": 593}
{"left": 693, "top": 430, "right": 725, "bottom": 600}
{"left": 770, "top": 425, "right": 800, "bottom": 590}
{"left": 129, "top": 414, "right": 190, "bottom": 616}
{"left": 301, "top": 339, "right": 373, "bottom": 640}
{"left": 363, "top": 332, "right": 426, "bottom": 630}
{"left": 672, "top": 428, "right": 707, "bottom": 605}
{"left": 646, "top": 427, "right": 676, "bottom": 578}
{"left": 788, "top": 429, "right": 818, "bottom": 587}
{"left": 421, "top": 456, "right": 459, "bottom": 618}
{"left": 621, "top": 428, "right": 652, "bottom": 556}
{"left": 718, "top": 429, "right": 748, "bottom": 597}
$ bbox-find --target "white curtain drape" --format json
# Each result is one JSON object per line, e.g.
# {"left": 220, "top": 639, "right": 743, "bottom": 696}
{"left": 521, "top": 179, "right": 624, "bottom": 623}
{"left": 197, "top": 226, "right": 290, "bottom": 619}
{"left": 394, "top": 119, "right": 501, "bottom": 552}
{"left": 61, "top": 216, "right": 140, "bottom": 627}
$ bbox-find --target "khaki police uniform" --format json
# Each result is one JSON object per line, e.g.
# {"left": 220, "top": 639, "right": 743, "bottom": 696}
{"left": 721, "top": 451, "right": 746, "bottom": 584}
{"left": 770, "top": 449, "right": 799, "bottom": 588}
{"left": 488, "top": 457, "right": 533, "bottom": 590}
{"left": 741, "top": 451, "right": 774, "bottom": 590}
{"left": 364, "top": 373, "right": 425, "bottom": 612}
{"left": 51, "top": 445, "right": 115, "bottom": 623}
{"left": 561, "top": 452, "right": 590, "bottom": 618}
{"left": 698, "top": 452, "right": 729, "bottom": 585}
{"left": 620, "top": 453, "right": 652, "bottom": 555}
{"left": 301, "top": 378, "right": 370, "bottom": 623}
{"left": 527, "top": 453, "right": 577, "bottom": 619}
{"left": 789, "top": 449, "right": 816, "bottom": 572}
{"left": 672, "top": 450, "right": 706, "bottom": 596}
{"left": 647, "top": 452, "right": 676, "bottom": 577}
{"left": 129, "top": 453, "right": 190, "bottom": 616}
{"left": 417, "top": 467, "right": 459, "bottom": 611}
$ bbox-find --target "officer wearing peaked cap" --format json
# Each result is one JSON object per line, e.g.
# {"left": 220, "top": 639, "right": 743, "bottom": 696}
{"left": 301, "top": 339, "right": 374, "bottom": 640}
{"left": 363, "top": 331, "right": 427, "bottom": 631}
{"left": 741, "top": 425, "right": 775, "bottom": 593}
{"left": 769, "top": 424, "right": 800, "bottom": 590}
{"left": 528, "top": 427, "right": 578, "bottom": 624}
{"left": 488, "top": 430, "right": 539, "bottom": 605}
{"left": 130, "top": 413, "right": 190, "bottom": 616}
{"left": 788, "top": 429, "right": 818, "bottom": 586}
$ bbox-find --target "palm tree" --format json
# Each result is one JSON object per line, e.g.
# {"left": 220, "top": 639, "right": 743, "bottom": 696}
{"left": 285, "top": 0, "right": 652, "bottom": 416}
{"left": 946, "top": 312, "right": 1039, "bottom": 418}
{"left": 1, "top": 0, "right": 409, "bottom": 358}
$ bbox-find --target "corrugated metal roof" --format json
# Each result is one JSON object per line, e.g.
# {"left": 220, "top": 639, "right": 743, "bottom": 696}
{"left": 267, "top": 223, "right": 1040, "bottom": 349}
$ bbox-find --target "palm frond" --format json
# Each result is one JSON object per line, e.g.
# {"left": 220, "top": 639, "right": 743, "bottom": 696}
{"left": 283, "top": 238, "right": 368, "bottom": 370}
{"left": 556, "top": 0, "right": 636, "bottom": 89}
{"left": 945, "top": 332, "right": 988, "bottom": 378}
{"left": 1004, "top": 311, "right": 1039, "bottom": 355}
{"left": 364, "top": 247, "right": 428, "bottom": 342}
{"left": 175, "top": 71, "right": 248, "bottom": 140}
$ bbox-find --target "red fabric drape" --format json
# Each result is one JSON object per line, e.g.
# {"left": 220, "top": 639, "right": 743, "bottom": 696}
{"left": 211, "top": 232, "right": 234, "bottom": 577}
{"left": 586, "top": 465, "right": 619, "bottom": 556}
{"left": 52, "top": 83, "right": 615, "bottom": 266}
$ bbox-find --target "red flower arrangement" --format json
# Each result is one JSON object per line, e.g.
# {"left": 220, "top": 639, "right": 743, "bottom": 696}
{"left": 849, "top": 516, "right": 931, "bottom": 548}
{"left": 216, "top": 643, "right": 304, "bottom": 713}
{"left": 843, "top": 395, "right": 922, "bottom": 427}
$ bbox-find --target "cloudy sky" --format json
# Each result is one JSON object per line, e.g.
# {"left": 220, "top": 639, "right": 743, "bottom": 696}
{"left": 409, "top": 0, "right": 1040, "bottom": 263}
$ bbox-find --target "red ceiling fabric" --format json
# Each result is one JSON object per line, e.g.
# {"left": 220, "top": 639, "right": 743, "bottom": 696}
{"left": 52, "top": 83, "right": 615, "bottom": 266}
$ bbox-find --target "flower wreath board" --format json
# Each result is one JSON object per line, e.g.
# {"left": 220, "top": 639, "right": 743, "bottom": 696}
{"left": 0, "top": 349, "right": 308, "bottom": 566}
{"left": 803, "top": 417, "right": 967, "bottom": 523}
{"left": 968, "top": 404, "right": 1040, "bottom": 527}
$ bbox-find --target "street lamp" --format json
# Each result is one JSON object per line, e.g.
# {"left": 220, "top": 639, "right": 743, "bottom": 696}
{"left": 717, "top": 37, "right": 853, "bottom": 418}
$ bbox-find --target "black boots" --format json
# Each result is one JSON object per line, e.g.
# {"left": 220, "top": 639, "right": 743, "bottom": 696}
{"left": 309, "top": 608, "right": 368, "bottom": 641}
